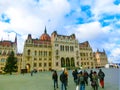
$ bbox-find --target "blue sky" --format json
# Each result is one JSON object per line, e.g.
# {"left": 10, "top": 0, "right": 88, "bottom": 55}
{"left": 0, "top": 0, "right": 120, "bottom": 63}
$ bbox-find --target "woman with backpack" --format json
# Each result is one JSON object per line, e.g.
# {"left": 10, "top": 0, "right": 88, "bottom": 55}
{"left": 78, "top": 71, "right": 85, "bottom": 90}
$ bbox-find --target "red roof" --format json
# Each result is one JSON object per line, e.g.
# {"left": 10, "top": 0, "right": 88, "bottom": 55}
{"left": 0, "top": 40, "right": 14, "bottom": 47}
{"left": 40, "top": 33, "right": 51, "bottom": 41}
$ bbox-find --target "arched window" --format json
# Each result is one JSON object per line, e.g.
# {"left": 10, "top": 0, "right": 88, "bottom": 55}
{"left": 60, "top": 45, "right": 62, "bottom": 51}
{"left": 66, "top": 57, "right": 70, "bottom": 67}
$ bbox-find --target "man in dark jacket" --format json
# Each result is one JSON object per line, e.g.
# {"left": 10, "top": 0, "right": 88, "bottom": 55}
{"left": 60, "top": 71, "right": 67, "bottom": 90}
{"left": 72, "top": 69, "right": 79, "bottom": 85}
{"left": 52, "top": 70, "right": 58, "bottom": 90}
{"left": 98, "top": 69, "right": 105, "bottom": 88}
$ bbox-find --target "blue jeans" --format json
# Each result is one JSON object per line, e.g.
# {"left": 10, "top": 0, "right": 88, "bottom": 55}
{"left": 79, "top": 84, "right": 85, "bottom": 90}
{"left": 53, "top": 80, "right": 58, "bottom": 89}
{"left": 61, "top": 82, "right": 67, "bottom": 90}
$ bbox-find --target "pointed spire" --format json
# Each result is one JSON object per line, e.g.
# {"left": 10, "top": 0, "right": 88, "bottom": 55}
{"left": 14, "top": 33, "right": 18, "bottom": 53}
{"left": 15, "top": 33, "right": 17, "bottom": 45}
{"left": 44, "top": 26, "right": 47, "bottom": 34}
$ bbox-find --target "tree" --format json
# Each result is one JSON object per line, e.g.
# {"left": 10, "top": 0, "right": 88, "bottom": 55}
{"left": 4, "top": 51, "right": 18, "bottom": 75}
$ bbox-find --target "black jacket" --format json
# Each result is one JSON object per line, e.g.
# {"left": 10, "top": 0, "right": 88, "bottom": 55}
{"left": 60, "top": 72, "right": 67, "bottom": 83}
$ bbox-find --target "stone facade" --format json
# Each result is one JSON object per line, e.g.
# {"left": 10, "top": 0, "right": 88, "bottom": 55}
{"left": 79, "top": 41, "right": 95, "bottom": 69}
{"left": 22, "top": 28, "right": 52, "bottom": 72}
{"left": 94, "top": 49, "right": 108, "bottom": 68}
{"left": 0, "top": 28, "right": 108, "bottom": 73}
{"left": 0, "top": 36, "right": 17, "bottom": 73}
{"left": 51, "top": 31, "right": 80, "bottom": 70}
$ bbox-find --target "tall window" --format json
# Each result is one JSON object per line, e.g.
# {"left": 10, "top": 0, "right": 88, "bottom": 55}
{"left": 49, "top": 51, "right": 51, "bottom": 56}
{"left": 44, "top": 63, "right": 47, "bottom": 67}
{"left": 70, "top": 46, "right": 74, "bottom": 51}
{"left": 56, "top": 62, "right": 58, "bottom": 66}
{"left": 27, "top": 49, "right": 30, "bottom": 55}
{"left": 49, "top": 62, "right": 51, "bottom": 66}
{"left": 63, "top": 46, "right": 64, "bottom": 51}
{"left": 61, "top": 58, "right": 65, "bottom": 67}
{"left": 66, "top": 58, "right": 70, "bottom": 67}
{"left": 33, "top": 63, "right": 37, "bottom": 67}
{"left": 60, "top": 45, "right": 62, "bottom": 51}
{"left": 35, "top": 50, "right": 37, "bottom": 56}
{"left": 71, "top": 58, "right": 75, "bottom": 67}
{"left": 39, "top": 51, "right": 40, "bottom": 56}
{"left": 39, "top": 63, "right": 42, "bottom": 67}
{"left": 60, "top": 45, "right": 64, "bottom": 51}
{"left": 56, "top": 50, "right": 58, "bottom": 55}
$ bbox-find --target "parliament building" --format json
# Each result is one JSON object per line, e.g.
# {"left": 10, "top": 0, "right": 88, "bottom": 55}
{"left": 0, "top": 27, "right": 108, "bottom": 73}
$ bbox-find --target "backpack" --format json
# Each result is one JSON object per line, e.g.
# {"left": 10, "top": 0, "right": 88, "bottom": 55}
{"left": 60, "top": 72, "right": 67, "bottom": 83}
{"left": 79, "top": 76, "right": 84, "bottom": 84}
{"left": 99, "top": 72, "right": 105, "bottom": 79}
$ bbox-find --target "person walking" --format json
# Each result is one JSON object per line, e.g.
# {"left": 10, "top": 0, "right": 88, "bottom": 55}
{"left": 52, "top": 70, "right": 58, "bottom": 90}
{"left": 89, "top": 70, "right": 93, "bottom": 86}
{"left": 98, "top": 69, "right": 105, "bottom": 88}
{"left": 78, "top": 71, "right": 85, "bottom": 90}
{"left": 72, "top": 69, "right": 79, "bottom": 85}
{"left": 92, "top": 71, "right": 99, "bottom": 90}
{"left": 60, "top": 71, "right": 68, "bottom": 90}
{"left": 64, "top": 68, "right": 68, "bottom": 86}
{"left": 84, "top": 70, "right": 89, "bottom": 86}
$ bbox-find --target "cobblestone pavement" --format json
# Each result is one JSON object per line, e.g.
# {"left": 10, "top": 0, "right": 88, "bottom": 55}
{"left": 0, "top": 68, "right": 119, "bottom": 90}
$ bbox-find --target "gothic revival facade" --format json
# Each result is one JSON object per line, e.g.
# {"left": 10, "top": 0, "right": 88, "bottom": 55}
{"left": 93, "top": 49, "right": 108, "bottom": 68}
{"left": 0, "top": 36, "right": 17, "bottom": 73}
{"left": 51, "top": 31, "right": 80, "bottom": 70}
{"left": 79, "top": 41, "right": 95, "bottom": 68}
{"left": 0, "top": 28, "right": 108, "bottom": 73}
{"left": 22, "top": 28, "right": 52, "bottom": 71}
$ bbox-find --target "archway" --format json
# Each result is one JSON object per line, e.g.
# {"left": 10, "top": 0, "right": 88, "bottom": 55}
{"left": 25, "top": 63, "right": 31, "bottom": 73}
{"left": 66, "top": 57, "right": 70, "bottom": 67}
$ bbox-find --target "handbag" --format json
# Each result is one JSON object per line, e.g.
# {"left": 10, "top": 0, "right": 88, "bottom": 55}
{"left": 91, "top": 81, "right": 96, "bottom": 86}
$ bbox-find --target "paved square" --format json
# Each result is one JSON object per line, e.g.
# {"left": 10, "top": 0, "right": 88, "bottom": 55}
{"left": 0, "top": 68, "right": 119, "bottom": 90}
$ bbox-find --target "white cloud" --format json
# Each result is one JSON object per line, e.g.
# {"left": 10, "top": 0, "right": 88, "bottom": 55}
{"left": 0, "top": 0, "right": 120, "bottom": 63}
{"left": 91, "top": 0, "right": 120, "bottom": 20}
{"left": 75, "top": 21, "right": 102, "bottom": 41}
{"left": 0, "top": 0, "right": 71, "bottom": 53}
{"left": 1, "top": 0, "right": 71, "bottom": 34}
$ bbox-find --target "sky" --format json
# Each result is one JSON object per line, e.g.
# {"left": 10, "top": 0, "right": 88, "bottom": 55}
{"left": 0, "top": 0, "right": 120, "bottom": 63}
